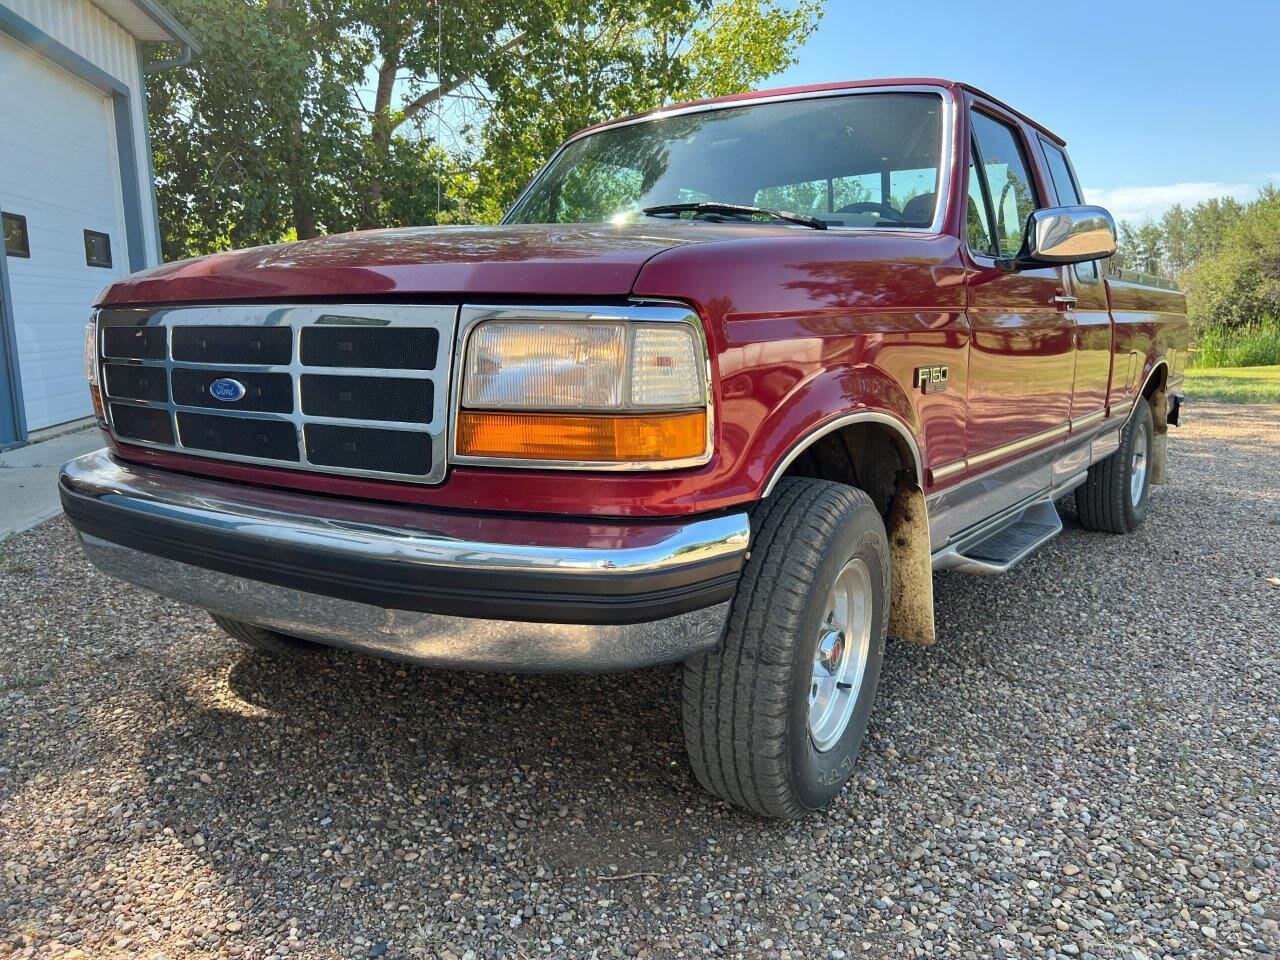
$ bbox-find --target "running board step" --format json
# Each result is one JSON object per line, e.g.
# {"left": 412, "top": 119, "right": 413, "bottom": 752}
{"left": 933, "top": 499, "right": 1063, "bottom": 576}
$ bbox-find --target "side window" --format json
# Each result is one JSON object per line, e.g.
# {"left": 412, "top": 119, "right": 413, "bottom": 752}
{"left": 1040, "top": 138, "right": 1100, "bottom": 282}
{"left": 1039, "top": 140, "right": 1081, "bottom": 205}
{"left": 969, "top": 111, "right": 1040, "bottom": 257}
{"left": 832, "top": 174, "right": 880, "bottom": 210}
{"left": 889, "top": 167, "right": 940, "bottom": 226}
{"left": 966, "top": 149, "right": 997, "bottom": 256}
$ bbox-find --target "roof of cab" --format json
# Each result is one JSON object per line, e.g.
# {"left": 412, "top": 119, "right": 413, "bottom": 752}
{"left": 572, "top": 77, "right": 1067, "bottom": 147}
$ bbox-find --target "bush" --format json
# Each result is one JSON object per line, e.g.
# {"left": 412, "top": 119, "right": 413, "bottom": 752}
{"left": 1193, "top": 320, "right": 1280, "bottom": 368}
{"left": 1181, "top": 185, "right": 1280, "bottom": 336}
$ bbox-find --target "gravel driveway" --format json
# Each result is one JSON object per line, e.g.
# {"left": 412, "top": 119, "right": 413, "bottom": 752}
{"left": 2, "top": 402, "right": 1277, "bottom": 960}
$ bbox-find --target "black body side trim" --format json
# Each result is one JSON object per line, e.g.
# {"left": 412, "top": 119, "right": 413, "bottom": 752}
{"left": 59, "top": 481, "right": 741, "bottom": 625}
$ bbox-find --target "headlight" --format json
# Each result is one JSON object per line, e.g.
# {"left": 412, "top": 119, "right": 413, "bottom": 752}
{"left": 462, "top": 321, "right": 628, "bottom": 409}
{"left": 455, "top": 314, "right": 710, "bottom": 467}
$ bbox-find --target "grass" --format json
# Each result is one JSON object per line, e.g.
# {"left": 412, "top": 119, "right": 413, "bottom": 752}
{"left": 1183, "top": 365, "right": 1280, "bottom": 404}
{"left": 1193, "top": 321, "right": 1280, "bottom": 368}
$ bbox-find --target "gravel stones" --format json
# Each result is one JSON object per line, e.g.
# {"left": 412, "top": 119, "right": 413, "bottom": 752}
{"left": 1, "top": 401, "right": 1277, "bottom": 959}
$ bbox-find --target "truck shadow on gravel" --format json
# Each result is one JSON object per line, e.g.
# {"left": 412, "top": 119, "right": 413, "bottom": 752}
{"left": 105, "top": 634, "right": 944, "bottom": 951}
{"left": 208, "top": 647, "right": 798, "bottom": 872}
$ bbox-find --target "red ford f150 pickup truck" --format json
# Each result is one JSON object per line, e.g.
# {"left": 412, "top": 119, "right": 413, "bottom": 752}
{"left": 60, "top": 78, "right": 1187, "bottom": 818}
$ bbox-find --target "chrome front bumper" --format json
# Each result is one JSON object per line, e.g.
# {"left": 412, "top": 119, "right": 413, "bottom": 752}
{"left": 60, "top": 450, "right": 749, "bottom": 672}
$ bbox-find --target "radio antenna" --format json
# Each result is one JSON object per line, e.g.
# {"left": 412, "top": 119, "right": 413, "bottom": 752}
{"left": 436, "top": 0, "right": 443, "bottom": 219}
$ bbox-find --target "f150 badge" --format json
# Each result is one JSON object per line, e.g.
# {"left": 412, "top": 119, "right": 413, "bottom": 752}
{"left": 914, "top": 365, "right": 949, "bottom": 394}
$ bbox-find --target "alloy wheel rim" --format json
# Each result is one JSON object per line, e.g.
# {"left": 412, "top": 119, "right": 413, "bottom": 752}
{"left": 807, "top": 557, "right": 873, "bottom": 753}
{"left": 1130, "top": 420, "right": 1150, "bottom": 506}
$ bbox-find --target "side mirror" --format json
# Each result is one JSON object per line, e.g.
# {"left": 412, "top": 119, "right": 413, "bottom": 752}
{"left": 1008, "top": 205, "right": 1116, "bottom": 270}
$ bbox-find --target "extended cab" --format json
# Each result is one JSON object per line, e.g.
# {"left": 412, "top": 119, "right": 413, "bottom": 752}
{"left": 60, "top": 79, "right": 1188, "bottom": 818}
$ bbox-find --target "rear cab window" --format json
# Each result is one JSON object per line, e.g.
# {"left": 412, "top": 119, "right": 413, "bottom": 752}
{"left": 1038, "top": 137, "right": 1100, "bottom": 282}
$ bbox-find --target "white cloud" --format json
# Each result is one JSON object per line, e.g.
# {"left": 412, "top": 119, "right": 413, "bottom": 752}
{"left": 1083, "top": 181, "right": 1259, "bottom": 224}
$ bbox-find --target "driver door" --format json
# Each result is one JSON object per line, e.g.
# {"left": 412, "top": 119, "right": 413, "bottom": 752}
{"left": 963, "top": 105, "right": 1076, "bottom": 466}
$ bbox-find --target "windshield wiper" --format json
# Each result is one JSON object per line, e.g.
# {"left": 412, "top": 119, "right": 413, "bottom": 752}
{"left": 641, "top": 202, "right": 827, "bottom": 231}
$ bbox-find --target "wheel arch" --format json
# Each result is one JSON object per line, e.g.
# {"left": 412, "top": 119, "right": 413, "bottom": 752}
{"left": 1140, "top": 357, "right": 1170, "bottom": 400}
{"left": 762, "top": 410, "right": 924, "bottom": 502}
{"left": 761, "top": 408, "right": 935, "bottom": 647}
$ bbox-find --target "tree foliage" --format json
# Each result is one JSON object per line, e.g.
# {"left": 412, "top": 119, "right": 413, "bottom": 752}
{"left": 470, "top": 0, "right": 819, "bottom": 221}
{"left": 1110, "top": 185, "right": 1280, "bottom": 341}
{"left": 1180, "top": 185, "right": 1280, "bottom": 333}
{"left": 146, "top": 0, "right": 822, "bottom": 258}
{"left": 1113, "top": 195, "right": 1249, "bottom": 281}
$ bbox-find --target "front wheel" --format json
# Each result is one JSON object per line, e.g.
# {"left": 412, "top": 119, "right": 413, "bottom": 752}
{"left": 682, "top": 477, "right": 889, "bottom": 818}
{"left": 211, "top": 614, "right": 326, "bottom": 657}
{"left": 1076, "top": 399, "right": 1154, "bottom": 534}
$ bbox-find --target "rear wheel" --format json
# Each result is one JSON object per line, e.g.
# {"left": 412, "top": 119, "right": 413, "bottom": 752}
{"left": 210, "top": 614, "right": 325, "bottom": 656}
{"left": 682, "top": 477, "right": 889, "bottom": 818}
{"left": 1076, "top": 399, "right": 1154, "bottom": 534}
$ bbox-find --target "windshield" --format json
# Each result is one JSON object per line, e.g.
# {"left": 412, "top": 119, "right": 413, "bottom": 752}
{"left": 506, "top": 92, "right": 945, "bottom": 230}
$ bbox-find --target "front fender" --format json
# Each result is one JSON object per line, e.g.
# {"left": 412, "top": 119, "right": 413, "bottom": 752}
{"left": 740, "top": 364, "right": 924, "bottom": 497}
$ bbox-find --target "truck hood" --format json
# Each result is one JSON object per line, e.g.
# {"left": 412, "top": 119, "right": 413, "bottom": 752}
{"left": 98, "top": 223, "right": 795, "bottom": 305}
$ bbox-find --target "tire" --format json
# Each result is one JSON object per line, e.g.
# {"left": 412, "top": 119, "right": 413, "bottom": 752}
{"left": 210, "top": 613, "right": 326, "bottom": 656}
{"left": 1075, "top": 398, "right": 1154, "bottom": 534}
{"left": 682, "top": 477, "right": 890, "bottom": 819}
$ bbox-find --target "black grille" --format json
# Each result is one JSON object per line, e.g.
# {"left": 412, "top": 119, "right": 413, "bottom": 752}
{"left": 305, "top": 424, "right": 431, "bottom": 475}
{"left": 103, "top": 326, "right": 165, "bottom": 360}
{"left": 300, "top": 327, "right": 438, "bottom": 370}
{"left": 172, "top": 368, "right": 293, "bottom": 413}
{"left": 300, "top": 375, "right": 432, "bottom": 424}
{"left": 172, "top": 326, "right": 292, "bottom": 365}
{"left": 178, "top": 412, "right": 299, "bottom": 461}
{"left": 103, "top": 363, "right": 168, "bottom": 402}
{"left": 97, "top": 305, "right": 450, "bottom": 483}
{"left": 110, "top": 403, "right": 175, "bottom": 444}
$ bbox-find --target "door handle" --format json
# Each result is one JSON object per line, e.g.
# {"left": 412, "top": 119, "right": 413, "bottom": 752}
{"left": 1051, "top": 294, "right": 1078, "bottom": 308}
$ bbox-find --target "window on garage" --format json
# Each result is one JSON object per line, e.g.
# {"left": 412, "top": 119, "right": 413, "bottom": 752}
{"left": 83, "top": 229, "right": 112, "bottom": 268}
{"left": 3, "top": 212, "right": 29, "bottom": 258}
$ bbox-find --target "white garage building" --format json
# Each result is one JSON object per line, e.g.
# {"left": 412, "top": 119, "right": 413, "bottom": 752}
{"left": 0, "top": 0, "right": 195, "bottom": 447}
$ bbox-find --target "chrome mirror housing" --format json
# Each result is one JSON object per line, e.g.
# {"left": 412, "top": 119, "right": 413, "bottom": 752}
{"left": 1014, "top": 205, "right": 1117, "bottom": 268}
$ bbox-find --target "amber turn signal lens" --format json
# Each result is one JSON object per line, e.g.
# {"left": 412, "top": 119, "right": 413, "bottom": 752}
{"left": 456, "top": 410, "right": 707, "bottom": 463}
{"left": 89, "top": 384, "right": 106, "bottom": 423}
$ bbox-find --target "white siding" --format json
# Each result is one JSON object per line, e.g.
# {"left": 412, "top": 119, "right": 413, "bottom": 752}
{"left": 5, "top": 0, "right": 137, "bottom": 88}
{"left": 3, "top": 0, "right": 160, "bottom": 265}
{"left": 0, "top": 0, "right": 167, "bottom": 433}
{"left": 0, "top": 32, "right": 128, "bottom": 429}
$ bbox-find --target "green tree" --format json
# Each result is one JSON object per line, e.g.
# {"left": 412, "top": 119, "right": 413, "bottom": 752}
{"left": 468, "top": 0, "right": 821, "bottom": 221}
{"left": 146, "top": 0, "right": 366, "bottom": 256}
{"left": 146, "top": 0, "right": 822, "bottom": 256}
{"left": 1115, "top": 219, "right": 1165, "bottom": 276}
{"left": 1157, "top": 196, "right": 1246, "bottom": 277}
{"left": 1183, "top": 184, "right": 1280, "bottom": 333}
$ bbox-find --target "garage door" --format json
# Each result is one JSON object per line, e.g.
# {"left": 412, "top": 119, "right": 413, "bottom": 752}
{"left": 0, "top": 33, "right": 128, "bottom": 431}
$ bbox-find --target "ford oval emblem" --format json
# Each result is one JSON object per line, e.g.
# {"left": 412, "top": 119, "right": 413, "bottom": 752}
{"left": 209, "top": 377, "right": 247, "bottom": 402}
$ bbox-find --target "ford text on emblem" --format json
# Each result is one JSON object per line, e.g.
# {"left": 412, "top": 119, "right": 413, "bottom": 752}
{"left": 209, "top": 378, "right": 247, "bottom": 402}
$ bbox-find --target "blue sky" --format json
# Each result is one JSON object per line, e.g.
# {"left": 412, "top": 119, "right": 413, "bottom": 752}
{"left": 768, "top": 0, "right": 1280, "bottom": 223}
